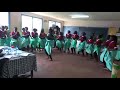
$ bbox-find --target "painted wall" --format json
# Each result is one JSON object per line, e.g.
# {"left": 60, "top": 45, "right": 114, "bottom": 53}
{"left": 64, "top": 20, "right": 120, "bottom": 27}
{"left": 9, "top": 12, "right": 64, "bottom": 34}
{"left": 63, "top": 26, "right": 108, "bottom": 39}
{"left": 64, "top": 20, "right": 120, "bottom": 35}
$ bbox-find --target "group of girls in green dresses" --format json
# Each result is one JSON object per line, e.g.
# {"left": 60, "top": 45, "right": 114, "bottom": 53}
{"left": 0, "top": 25, "right": 118, "bottom": 71}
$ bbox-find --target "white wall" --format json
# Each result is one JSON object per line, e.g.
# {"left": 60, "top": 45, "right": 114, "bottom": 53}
{"left": 64, "top": 20, "right": 120, "bottom": 28}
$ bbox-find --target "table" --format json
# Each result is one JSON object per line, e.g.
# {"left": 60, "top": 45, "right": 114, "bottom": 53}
{"left": 0, "top": 47, "right": 37, "bottom": 78}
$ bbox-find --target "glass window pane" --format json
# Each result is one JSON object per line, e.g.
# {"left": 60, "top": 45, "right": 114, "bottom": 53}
{"left": 0, "top": 12, "right": 9, "bottom": 26}
{"left": 22, "top": 15, "right": 32, "bottom": 33}
{"left": 56, "top": 22, "right": 61, "bottom": 29}
{"left": 49, "top": 21, "right": 56, "bottom": 28}
{"left": 33, "top": 18, "right": 42, "bottom": 34}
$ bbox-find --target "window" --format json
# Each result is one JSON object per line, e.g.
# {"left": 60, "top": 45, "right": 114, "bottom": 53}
{"left": 33, "top": 17, "right": 42, "bottom": 34}
{"left": 49, "top": 21, "right": 56, "bottom": 28}
{"left": 22, "top": 15, "right": 43, "bottom": 34}
{"left": 0, "top": 12, "right": 9, "bottom": 27}
{"left": 56, "top": 22, "right": 61, "bottom": 29}
{"left": 49, "top": 21, "right": 62, "bottom": 31}
{"left": 22, "top": 15, "right": 32, "bottom": 33}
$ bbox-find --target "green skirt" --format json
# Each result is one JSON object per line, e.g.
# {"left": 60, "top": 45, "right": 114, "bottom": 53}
{"left": 30, "top": 37, "right": 38, "bottom": 48}
{"left": 77, "top": 41, "right": 86, "bottom": 52}
{"left": 93, "top": 45, "right": 101, "bottom": 55}
{"left": 38, "top": 38, "right": 46, "bottom": 48}
{"left": 10, "top": 38, "right": 19, "bottom": 47}
{"left": 104, "top": 50, "right": 117, "bottom": 71}
{"left": 115, "top": 50, "right": 120, "bottom": 60}
{"left": 64, "top": 38, "right": 71, "bottom": 51}
{"left": 100, "top": 47, "right": 107, "bottom": 62}
{"left": 21, "top": 37, "right": 30, "bottom": 48}
{"left": 5, "top": 37, "right": 11, "bottom": 46}
{"left": 45, "top": 39, "right": 52, "bottom": 55}
{"left": 85, "top": 43, "right": 94, "bottom": 54}
{"left": 71, "top": 39, "right": 77, "bottom": 48}
{"left": 56, "top": 40, "right": 63, "bottom": 48}
{"left": 0, "top": 38, "right": 6, "bottom": 46}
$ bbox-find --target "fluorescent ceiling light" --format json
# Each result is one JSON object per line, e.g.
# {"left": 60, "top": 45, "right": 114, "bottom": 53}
{"left": 70, "top": 15, "right": 89, "bottom": 18}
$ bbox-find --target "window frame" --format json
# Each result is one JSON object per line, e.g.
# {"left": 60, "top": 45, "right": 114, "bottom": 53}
{"left": 48, "top": 20, "right": 62, "bottom": 29}
{"left": 21, "top": 14, "right": 43, "bottom": 33}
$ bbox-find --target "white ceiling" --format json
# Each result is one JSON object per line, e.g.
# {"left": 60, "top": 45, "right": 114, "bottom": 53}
{"left": 31, "top": 12, "right": 120, "bottom": 21}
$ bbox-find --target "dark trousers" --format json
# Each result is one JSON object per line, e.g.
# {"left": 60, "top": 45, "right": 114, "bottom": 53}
{"left": 45, "top": 49, "right": 52, "bottom": 60}
{"left": 78, "top": 49, "right": 85, "bottom": 56}
{"left": 71, "top": 48, "right": 76, "bottom": 54}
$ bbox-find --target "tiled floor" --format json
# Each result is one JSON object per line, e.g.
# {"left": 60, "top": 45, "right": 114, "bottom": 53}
{"left": 33, "top": 50, "right": 111, "bottom": 78}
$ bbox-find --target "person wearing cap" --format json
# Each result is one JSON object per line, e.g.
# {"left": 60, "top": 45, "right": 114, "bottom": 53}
{"left": 30, "top": 28, "right": 38, "bottom": 52}
{"left": 0, "top": 26, "right": 7, "bottom": 46}
{"left": 10, "top": 27, "right": 20, "bottom": 48}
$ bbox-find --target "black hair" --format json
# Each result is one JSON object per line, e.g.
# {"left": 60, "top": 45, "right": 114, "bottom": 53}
{"left": 111, "top": 35, "right": 117, "bottom": 42}
{"left": 49, "top": 28, "right": 53, "bottom": 33}
{"left": 41, "top": 28, "right": 44, "bottom": 33}
{"left": 22, "top": 28, "right": 25, "bottom": 31}
{"left": 107, "top": 35, "right": 111, "bottom": 40}
{"left": 90, "top": 36, "right": 93, "bottom": 39}
{"left": 68, "top": 30, "right": 71, "bottom": 33}
{"left": 25, "top": 27, "right": 28, "bottom": 30}
{"left": 82, "top": 32, "right": 86, "bottom": 35}
{"left": 60, "top": 32, "right": 63, "bottom": 36}
{"left": 74, "top": 31, "right": 77, "bottom": 34}
{"left": 14, "top": 27, "right": 17, "bottom": 30}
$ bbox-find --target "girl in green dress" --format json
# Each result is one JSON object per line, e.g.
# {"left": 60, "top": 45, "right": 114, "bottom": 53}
{"left": 71, "top": 31, "right": 79, "bottom": 54}
{"left": 85, "top": 36, "right": 94, "bottom": 58}
{"left": 64, "top": 30, "right": 72, "bottom": 53}
{"left": 30, "top": 28, "right": 38, "bottom": 52}
{"left": 93, "top": 35, "right": 103, "bottom": 62}
{"left": 38, "top": 29, "right": 46, "bottom": 51}
{"left": 56, "top": 32, "right": 64, "bottom": 52}
{"left": 45, "top": 28, "right": 54, "bottom": 61}
{"left": 10, "top": 27, "right": 20, "bottom": 48}
{"left": 4, "top": 26, "right": 11, "bottom": 46}
{"left": 25, "top": 27, "right": 30, "bottom": 51}
{"left": 77, "top": 32, "right": 87, "bottom": 56}
{"left": 100, "top": 35, "right": 111, "bottom": 68}
{"left": 0, "top": 26, "right": 7, "bottom": 46}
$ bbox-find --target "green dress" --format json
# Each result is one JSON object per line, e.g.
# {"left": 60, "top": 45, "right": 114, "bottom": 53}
{"left": 71, "top": 39, "right": 77, "bottom": 48}
{"left": 56, "top": 40, "right": 63, "bottom": 48}
{"left": 77, "top": 41, "right": 86, "bottom": 53}
{"left": 45, "top": 39, "right": 52, "bottom": 55}
{"left": 21, "top": 36, "right": 30, "bottom": 48}
{"left": 30, "top": 37, "right": 38, "bottom": 48}
{"left": 10, "top": 38, "right": 20, "bottom": 48}
{"left": 100, "top": 47, "right": 107, "bottom": 62}
{"left": 5, "top": 30, "right": 11, "bottom": 46}
{"left": 64, "top": 38, "right": 71, "bottom": 51}
{"left": 37, "top": 37, "right": 46, "bottom": 49}
{"left": 93, "top": 45, "right": 101, "bottom": 55}
{"left": 0, "top": 38, "right": 6, "bottom": 46}
{"left": 103, "top": 50, "right": 117, "bottom": 71}
{"left": 85, "top": 43, "right": 94, "bottom": 54}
